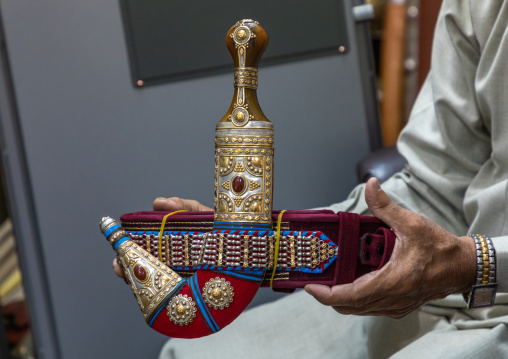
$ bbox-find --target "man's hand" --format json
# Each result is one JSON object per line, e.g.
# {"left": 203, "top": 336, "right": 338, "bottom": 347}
{"left": 153, "top": 197, "right": 212, "bottom": 212}
{"left": 304, "top": 177, "right": 477, "bottom": 318}
{"left": 112, "top": 197, "right": 211, "bottom": 279}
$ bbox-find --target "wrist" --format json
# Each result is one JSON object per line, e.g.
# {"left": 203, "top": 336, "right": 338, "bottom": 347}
{"left": 463, "top": 234, "right": 498, "bottom": 309}
{"left": 457, "top": 235, "right": 477, "bottom": 293}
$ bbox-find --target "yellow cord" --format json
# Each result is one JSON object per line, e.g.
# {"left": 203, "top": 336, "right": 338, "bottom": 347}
{"left": 158, "top": 210, "right": 187, "bottom": 261}
{"left": 270, "top": 210, "right": 287, "bottom": 287}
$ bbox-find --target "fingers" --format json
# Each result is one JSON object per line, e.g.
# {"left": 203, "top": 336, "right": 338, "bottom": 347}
{"left": 304, "top": 282, "right": 359, "bottom": 307}
{"left": 333, "top": 305, "right": 416, "bottom": 319}
{"left": 306, "top": 280, "right": 423, "bottom": 318}
{"left": 113, "top": 258, "right": 125, "bottom": 278}
{"left": 153, "top": 197, "right": 212, "bottom": 212}
{"left": 305, "top": 270, "right": 385, "bottom": 307}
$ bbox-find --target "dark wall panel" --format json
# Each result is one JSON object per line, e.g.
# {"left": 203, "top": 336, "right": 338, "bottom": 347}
{"left": 122, "top": 0, "right": 348, "bottom": 85}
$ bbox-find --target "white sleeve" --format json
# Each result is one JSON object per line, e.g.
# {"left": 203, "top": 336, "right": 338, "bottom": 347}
{"left": 321, "top": 0, "right": 508, "bottom": 292}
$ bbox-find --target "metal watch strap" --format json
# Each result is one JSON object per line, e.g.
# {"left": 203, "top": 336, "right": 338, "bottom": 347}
{"left": 464, "top": 234, "right": 497, "bottom": 309}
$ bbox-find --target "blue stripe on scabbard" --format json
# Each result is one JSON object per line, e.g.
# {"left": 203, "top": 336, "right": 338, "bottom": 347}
{"left": 189, "top": 276, "right": 220, "bottom": 333}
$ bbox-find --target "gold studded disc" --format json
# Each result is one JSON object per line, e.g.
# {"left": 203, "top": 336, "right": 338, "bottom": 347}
{"left": 233, "top": 26, "right": 251, "bottom": 44}
{"left": 202, "top": 277, "right": 234, "bottom": 310}
{"left": 231, "top": 108, "right": 249, "bottom": 127}
{"left": 167, "top": 294, "right": 196, "bottom": 326}
{"left": 237, "top": 29, "right": 247, "bottom": 40}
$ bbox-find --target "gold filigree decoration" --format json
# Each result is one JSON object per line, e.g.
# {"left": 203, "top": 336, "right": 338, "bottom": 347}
{"left": 231, "top": 25, "right": 255, "bottom": 47}
{"left": 234, "top": 162, "right": 245, "bottom": 172}
{"left": 245, "top": 156, "right": 264, "bottom": 176}
{"left": 217, "top": 234, "right": 224, "bottom": 266}
{"left": 202, "top": 277, "right": 234, "bottom": 310}
{"left": 231, "top": 21, "right": 258, "bottom": 84}
{"left": 234, "top": 67, "right": 258, "bottom": 89}
{"left": 243, "top": 235, "right": 250, "bottom": 268}
{"left": 249, "top": 180, "right": 260, "bottom": 190}
{"left": 233, "top": 197, "right": 244, "bottom": 207}
{"left": 217, "top": 193, "right": 234, "bottom": 213}
{"left": 167, "top": 294, "right": 197, "bottom": 326}
{"left": 221, "top": 180, "right": 230, "bottom": 191}
{"left": 219, "top": 156, "right": 235, "bottom": 175}
{"left": 243, "top": 194, "right": 263, "bottom": 213}
{"left": 117, "top": 242, "right": 184, "bottom": 321}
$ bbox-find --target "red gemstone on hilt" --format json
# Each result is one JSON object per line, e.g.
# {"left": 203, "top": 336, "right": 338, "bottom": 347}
{"left": 232, "top": 176, "right": 245, "bottom": 193}
{"left": 134, "top": 265, "right": 147, "bottom": 281}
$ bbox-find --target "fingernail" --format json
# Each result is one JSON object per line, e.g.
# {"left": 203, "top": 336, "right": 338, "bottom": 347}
{"left": 372, "top": 178, "right": 381, "bottom": 191}
{"left": 304, "top": 285, "right": 315, "bottom": 297}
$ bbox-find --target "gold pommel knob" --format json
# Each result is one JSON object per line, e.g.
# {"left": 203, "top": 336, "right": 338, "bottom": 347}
{"left": 226, "top": 19, "right": 268, "bottom": 68}
{"left": 235, "top": 112, "right": 245, "bottom": 121}
{"left": 236, "top": 29, "right": 247, "bottom": 40}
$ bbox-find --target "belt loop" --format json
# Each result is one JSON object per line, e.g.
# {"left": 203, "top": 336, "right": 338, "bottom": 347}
{"left": 270, "top": 210, "right": 287, "bottom": 287}
{"left": 334, "top": 212, "right": 360, "bottom": 284}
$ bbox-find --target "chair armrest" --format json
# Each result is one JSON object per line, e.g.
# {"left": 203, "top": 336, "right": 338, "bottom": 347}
{"left": 356, "top": 145, "right": 406, "bottom": 183}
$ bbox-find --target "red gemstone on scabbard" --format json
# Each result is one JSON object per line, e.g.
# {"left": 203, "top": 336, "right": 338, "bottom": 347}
{"left": 133, "top": 265, "right": 147, "bottom": 281}
{"left": 232, "top": 176, "right": 245, "bottom": 193}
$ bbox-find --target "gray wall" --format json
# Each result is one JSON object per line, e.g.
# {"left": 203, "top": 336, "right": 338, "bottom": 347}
{"left": 0, "top": 0, "right": 374, "bottom": 358}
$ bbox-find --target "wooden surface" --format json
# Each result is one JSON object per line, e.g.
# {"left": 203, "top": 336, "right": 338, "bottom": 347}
{"left": 418, "top": 0, "right": 443, "bottom": 89}
{"left": 380, "top": 0, "right": 407, "bottom": 146}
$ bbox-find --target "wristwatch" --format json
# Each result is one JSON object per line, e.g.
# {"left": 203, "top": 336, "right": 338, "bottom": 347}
{"left": 464, "top": 234, "right": 497, "bottom": 309}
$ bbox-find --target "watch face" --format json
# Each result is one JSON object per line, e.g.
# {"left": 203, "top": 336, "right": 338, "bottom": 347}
{"left": 470, "top": 284, "right": 498, "bottom": 308}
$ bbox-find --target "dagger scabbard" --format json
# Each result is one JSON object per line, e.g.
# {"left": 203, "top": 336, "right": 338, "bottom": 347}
{"left": 100, "top": 217, "right": 186, "bottom": 325}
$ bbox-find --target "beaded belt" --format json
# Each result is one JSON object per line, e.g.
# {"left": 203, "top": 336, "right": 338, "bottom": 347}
{"left": 120, "top": 210, "right": 396, "bottom": 292}
{"left": 127, "top": 231, "right": 337, "bottom": 271}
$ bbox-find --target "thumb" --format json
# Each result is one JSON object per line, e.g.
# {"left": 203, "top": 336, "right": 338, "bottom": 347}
{"left": 364, "top": 177, "right": 405, "bottom": 229}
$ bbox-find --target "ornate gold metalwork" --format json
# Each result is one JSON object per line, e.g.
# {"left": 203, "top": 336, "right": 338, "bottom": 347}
{"left": 215, "top": 20, "right": 273, "bottom": 227}
{"left": 230, "top": 21, "right": 257, "bottom": 67}
{"left": 234, "top": 67, "right": 258, "bottom": 89}
{"left": 165, "top": 235, "right": 170, "bottom": 266}
{"left": 236, "top": 29, "right": 247, "bottom": 40}
{"left": 289, "top": 236, "right": 296, "bottom": 268}
{"left": 202, "top": 277, "right": 234, "bottom": 310}
{"left": 116, "top": 241, "right": 184, "bottom": 322}
{"left": 183, "top": 234, "right": 190, "bottom": 266}
{"left": 221, "top": 180, "right": 230, "bottom": 191}
{"left": 243, "top": 235, "right": 250, "bottom": 268}
{"left": 219, "top": 156, "right": 235, "bottom": 175}
{"left": 218, "top": 234, "right": 224, "bottom": 266}
{"left": 231, "top": 107, "right": 251, "bottom": 126}
{"left": 249, "top": 180, "right": 260, "bottom": 190}
{"left": 167, "top": 294, "right": 197, "bottom": 326}
{"left": 108, "top": 229, "right": 127, "bottom": 245}
{"left": 234, "top": 161, "right": 245, "bottom": 173}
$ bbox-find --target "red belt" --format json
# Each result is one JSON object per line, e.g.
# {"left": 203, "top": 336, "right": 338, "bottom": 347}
{"left": 120, "top": 210, "right": 395, "bottom": 292}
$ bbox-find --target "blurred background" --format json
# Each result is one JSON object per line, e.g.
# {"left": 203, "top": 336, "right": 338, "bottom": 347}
{"left": 0, "top": 0, "right": 442, "bottom": 358}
